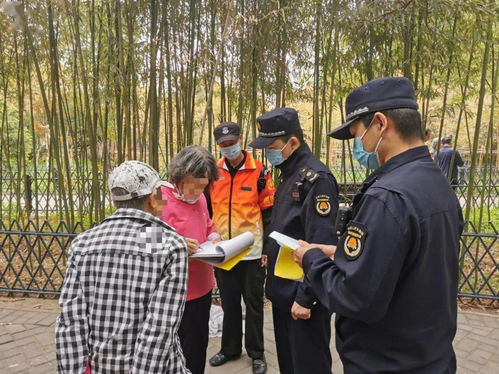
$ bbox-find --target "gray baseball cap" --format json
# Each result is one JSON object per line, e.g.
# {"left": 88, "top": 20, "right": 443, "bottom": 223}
{"left": 108, "top": 160, "right": 173, "bottom": 201}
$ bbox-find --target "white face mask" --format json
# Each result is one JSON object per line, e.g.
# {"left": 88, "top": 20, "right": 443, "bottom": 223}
{"left": 172, "top": 186, "right": 201, "bottom": 204}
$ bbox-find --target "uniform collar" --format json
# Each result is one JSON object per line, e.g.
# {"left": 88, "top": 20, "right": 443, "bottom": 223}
{"left": 365, "top": 145, "right": 430, "bottom": 185}
{"left": 277, "top": 142, "right": 312, "bottom": 177}
{"left": 104, "top": 208, "right": 176, "bottom": 231}
{"left": 218, "top": 149, "right": 257, "bottom": 171}
{"left": 353, "top": 146, "right": 430, "bottom": 206}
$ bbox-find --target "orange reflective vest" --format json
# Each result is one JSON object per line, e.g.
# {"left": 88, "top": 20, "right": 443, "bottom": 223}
{"left": 209, "top": 150, "right": 275, "bottom": 260}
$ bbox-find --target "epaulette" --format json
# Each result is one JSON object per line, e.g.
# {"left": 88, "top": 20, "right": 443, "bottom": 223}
{"left": 299, "top": 167, "right": 319, "bottom": 183}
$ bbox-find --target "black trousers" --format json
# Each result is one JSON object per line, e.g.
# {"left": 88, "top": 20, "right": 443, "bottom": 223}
{"left": 215, "top": 259, "right": 265, "bottom": 359}
{"left": 178, "top": 291, "right": 212, "bottom": 374}
{"left": 272, "top": 303, "right": 332, "bottom": 374}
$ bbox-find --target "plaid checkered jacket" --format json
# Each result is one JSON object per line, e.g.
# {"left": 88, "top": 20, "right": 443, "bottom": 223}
{"left": 55, "top": 208, "right": 190, "bottom": 373}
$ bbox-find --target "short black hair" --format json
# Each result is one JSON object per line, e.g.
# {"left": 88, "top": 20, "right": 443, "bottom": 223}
{"left": 360, "top": 108, "right": 423, "bottom": 141}
{"left": 278, "top": 129, "right": 304, "bottom": 144}
{"left": 111, "top": 187, "right": 149, "bottom": 210}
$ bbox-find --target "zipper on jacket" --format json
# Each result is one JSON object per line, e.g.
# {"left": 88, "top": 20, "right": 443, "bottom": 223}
{"left": 228, "top": 173, "right": 235, "bottom": 239}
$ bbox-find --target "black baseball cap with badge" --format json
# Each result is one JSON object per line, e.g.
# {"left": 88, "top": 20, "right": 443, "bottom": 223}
{"left": 328, "top": 77, "right": 419, "bottom": 140}
{"left": 249, "top": 107, "right": 302, "bottom": 149}
{"left": 213, "top": 122, "right": 241, "bottom": 144}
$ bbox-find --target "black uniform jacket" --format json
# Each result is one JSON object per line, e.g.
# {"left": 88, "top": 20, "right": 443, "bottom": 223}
{"left": 303, "top": 146, "right": 464, "bottom": 373}
{"left": 265, "top": 143, "right": 338, "bottom": 310}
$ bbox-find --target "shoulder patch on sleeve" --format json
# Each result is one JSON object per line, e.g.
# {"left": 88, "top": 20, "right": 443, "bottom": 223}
{"left": 343, "top": 222, "right": 367, "bottom": 260}
{"left": 315, "top": 194, "right": 331, "bottom": 216}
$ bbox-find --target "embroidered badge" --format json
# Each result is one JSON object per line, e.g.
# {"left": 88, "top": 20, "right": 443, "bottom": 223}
{"left": 315, "top": 194, "right": 331, "bottom": 216}
{"left": 346, "top": 106, "right": 369, "bottom": 120}
{"left": 222, "top": 126, "right": 229, "bottom": 134}
{"left": 343, "top": 224, "right": 367, "bottom": 260}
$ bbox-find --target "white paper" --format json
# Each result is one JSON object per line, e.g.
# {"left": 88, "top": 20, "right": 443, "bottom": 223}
{"left": 269, "top": 231, "right": 300, "bottom": 250}
{"left": 190, "top": 231, "right": 255, "bottom": 265}
{"left": 192, "top": 241, "right": 225, "bottom": 259}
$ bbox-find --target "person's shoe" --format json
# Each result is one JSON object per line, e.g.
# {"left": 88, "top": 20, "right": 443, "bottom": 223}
{"left": 252, "top": 357, "right": 267, "bottom": 374}
{"left": 209, "top": 352, "right": 241, "bottom": 367}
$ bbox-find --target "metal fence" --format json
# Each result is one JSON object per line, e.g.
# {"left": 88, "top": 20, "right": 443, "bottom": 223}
{"left": 0, "top": 220, "right": 83, "bottom": 296}
{"left": 0, "top": 219, "right": 497, "bottom": 306}
{"left": 458, "top": 222, "right": 499, "bottom": 305}
{"left": 1, "top": 165, "right": 498, "bottom": 220}
{"left": 336, "top": 166, "right": 499, "bottom": 210}
{"left": 0, "top": 169, "right": 112, "bottom": 219}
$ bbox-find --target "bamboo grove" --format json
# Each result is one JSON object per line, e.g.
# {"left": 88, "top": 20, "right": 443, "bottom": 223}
{"left": 0, "top": 0, "right": 498, "bottom": 226}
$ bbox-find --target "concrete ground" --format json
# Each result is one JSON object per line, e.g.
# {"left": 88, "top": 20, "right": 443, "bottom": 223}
{"left": 0, "top": 297, "right": 498, "bottom": 373}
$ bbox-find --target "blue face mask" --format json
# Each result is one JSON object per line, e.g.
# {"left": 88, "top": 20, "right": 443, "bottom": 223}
{"left": 352, "top": 117, "right": 383, "bottom": 170}
{"left": 353, "top": 137, "right": 379, "bottom": 170}
{"left": 220, "top": 143, "right": 241, "bottom": 160}
{"left": 266, "top": 140, "right": 290, "bottom": 166}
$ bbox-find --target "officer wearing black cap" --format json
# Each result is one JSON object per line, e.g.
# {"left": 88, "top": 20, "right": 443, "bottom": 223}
{"left": 294, "top": 77, "right": 464, "bottom": 373}
{"left": 208, "top": 122, "right": 275, "bottom": 374}
{"left": 250, "top": 108, "right": 339, "bottom": 374}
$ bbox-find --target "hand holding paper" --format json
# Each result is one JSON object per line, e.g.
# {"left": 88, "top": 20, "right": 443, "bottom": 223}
{"left": 185, "top": 238, "right": 200, "bottom": 255}
{"left": 294, "top": 240, "right": 337, "bottom": 267}
{"left": 269, "top": 231, "right": 304, "bottom": 281}
{"left": 190, "top": 231, "right": 254, "bottom": 270}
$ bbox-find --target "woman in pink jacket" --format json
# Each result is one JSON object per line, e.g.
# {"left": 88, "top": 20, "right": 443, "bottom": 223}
{"left": 160, "top": 145, "right": 220, "bottom": 374}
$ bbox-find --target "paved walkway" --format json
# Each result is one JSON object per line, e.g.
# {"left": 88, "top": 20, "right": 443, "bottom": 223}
{"left": 0, "top": 297, "right": 497, "bottom": 373}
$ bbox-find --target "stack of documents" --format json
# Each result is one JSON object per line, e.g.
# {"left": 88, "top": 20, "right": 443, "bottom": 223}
{"left": 190, "top": 231, "right": 254, "bottom": 270}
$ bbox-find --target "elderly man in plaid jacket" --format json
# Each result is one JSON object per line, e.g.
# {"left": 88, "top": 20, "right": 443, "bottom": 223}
{"left": 55, "top": 161, "right": 190, "bottom": 374}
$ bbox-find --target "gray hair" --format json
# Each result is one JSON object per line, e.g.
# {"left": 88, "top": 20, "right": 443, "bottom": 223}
{"left": 168, "top": 145, "right": 219, "bottom": 186}
{"left": 111, "top": 187, "right": 149, "bottom": 210}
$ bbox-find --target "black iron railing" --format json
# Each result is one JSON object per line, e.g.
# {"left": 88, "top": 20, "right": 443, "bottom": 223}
{"left": 0, "top": 219, "right": 497, "bottom": 305}
{"left": 458, "top": 222, "right": 498, "bottom": 306}
{"left": 0, "top": 220, "right": 82, "bottom": 295}
{"left": 1, "top": 165, "right": 498, "bottom": 219}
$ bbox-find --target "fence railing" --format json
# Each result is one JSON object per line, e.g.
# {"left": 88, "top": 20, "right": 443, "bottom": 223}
{"left": 457, "top": 222, "right": 498, "bottom": 305}
{"left": 1, "top": 165, "right": 498, "bottom": 220}
{"left": 0, "top": 220, "right": 82, "bottom": 295}
{"left": 0, "top": 219, "right": 497, "bottom": 305}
